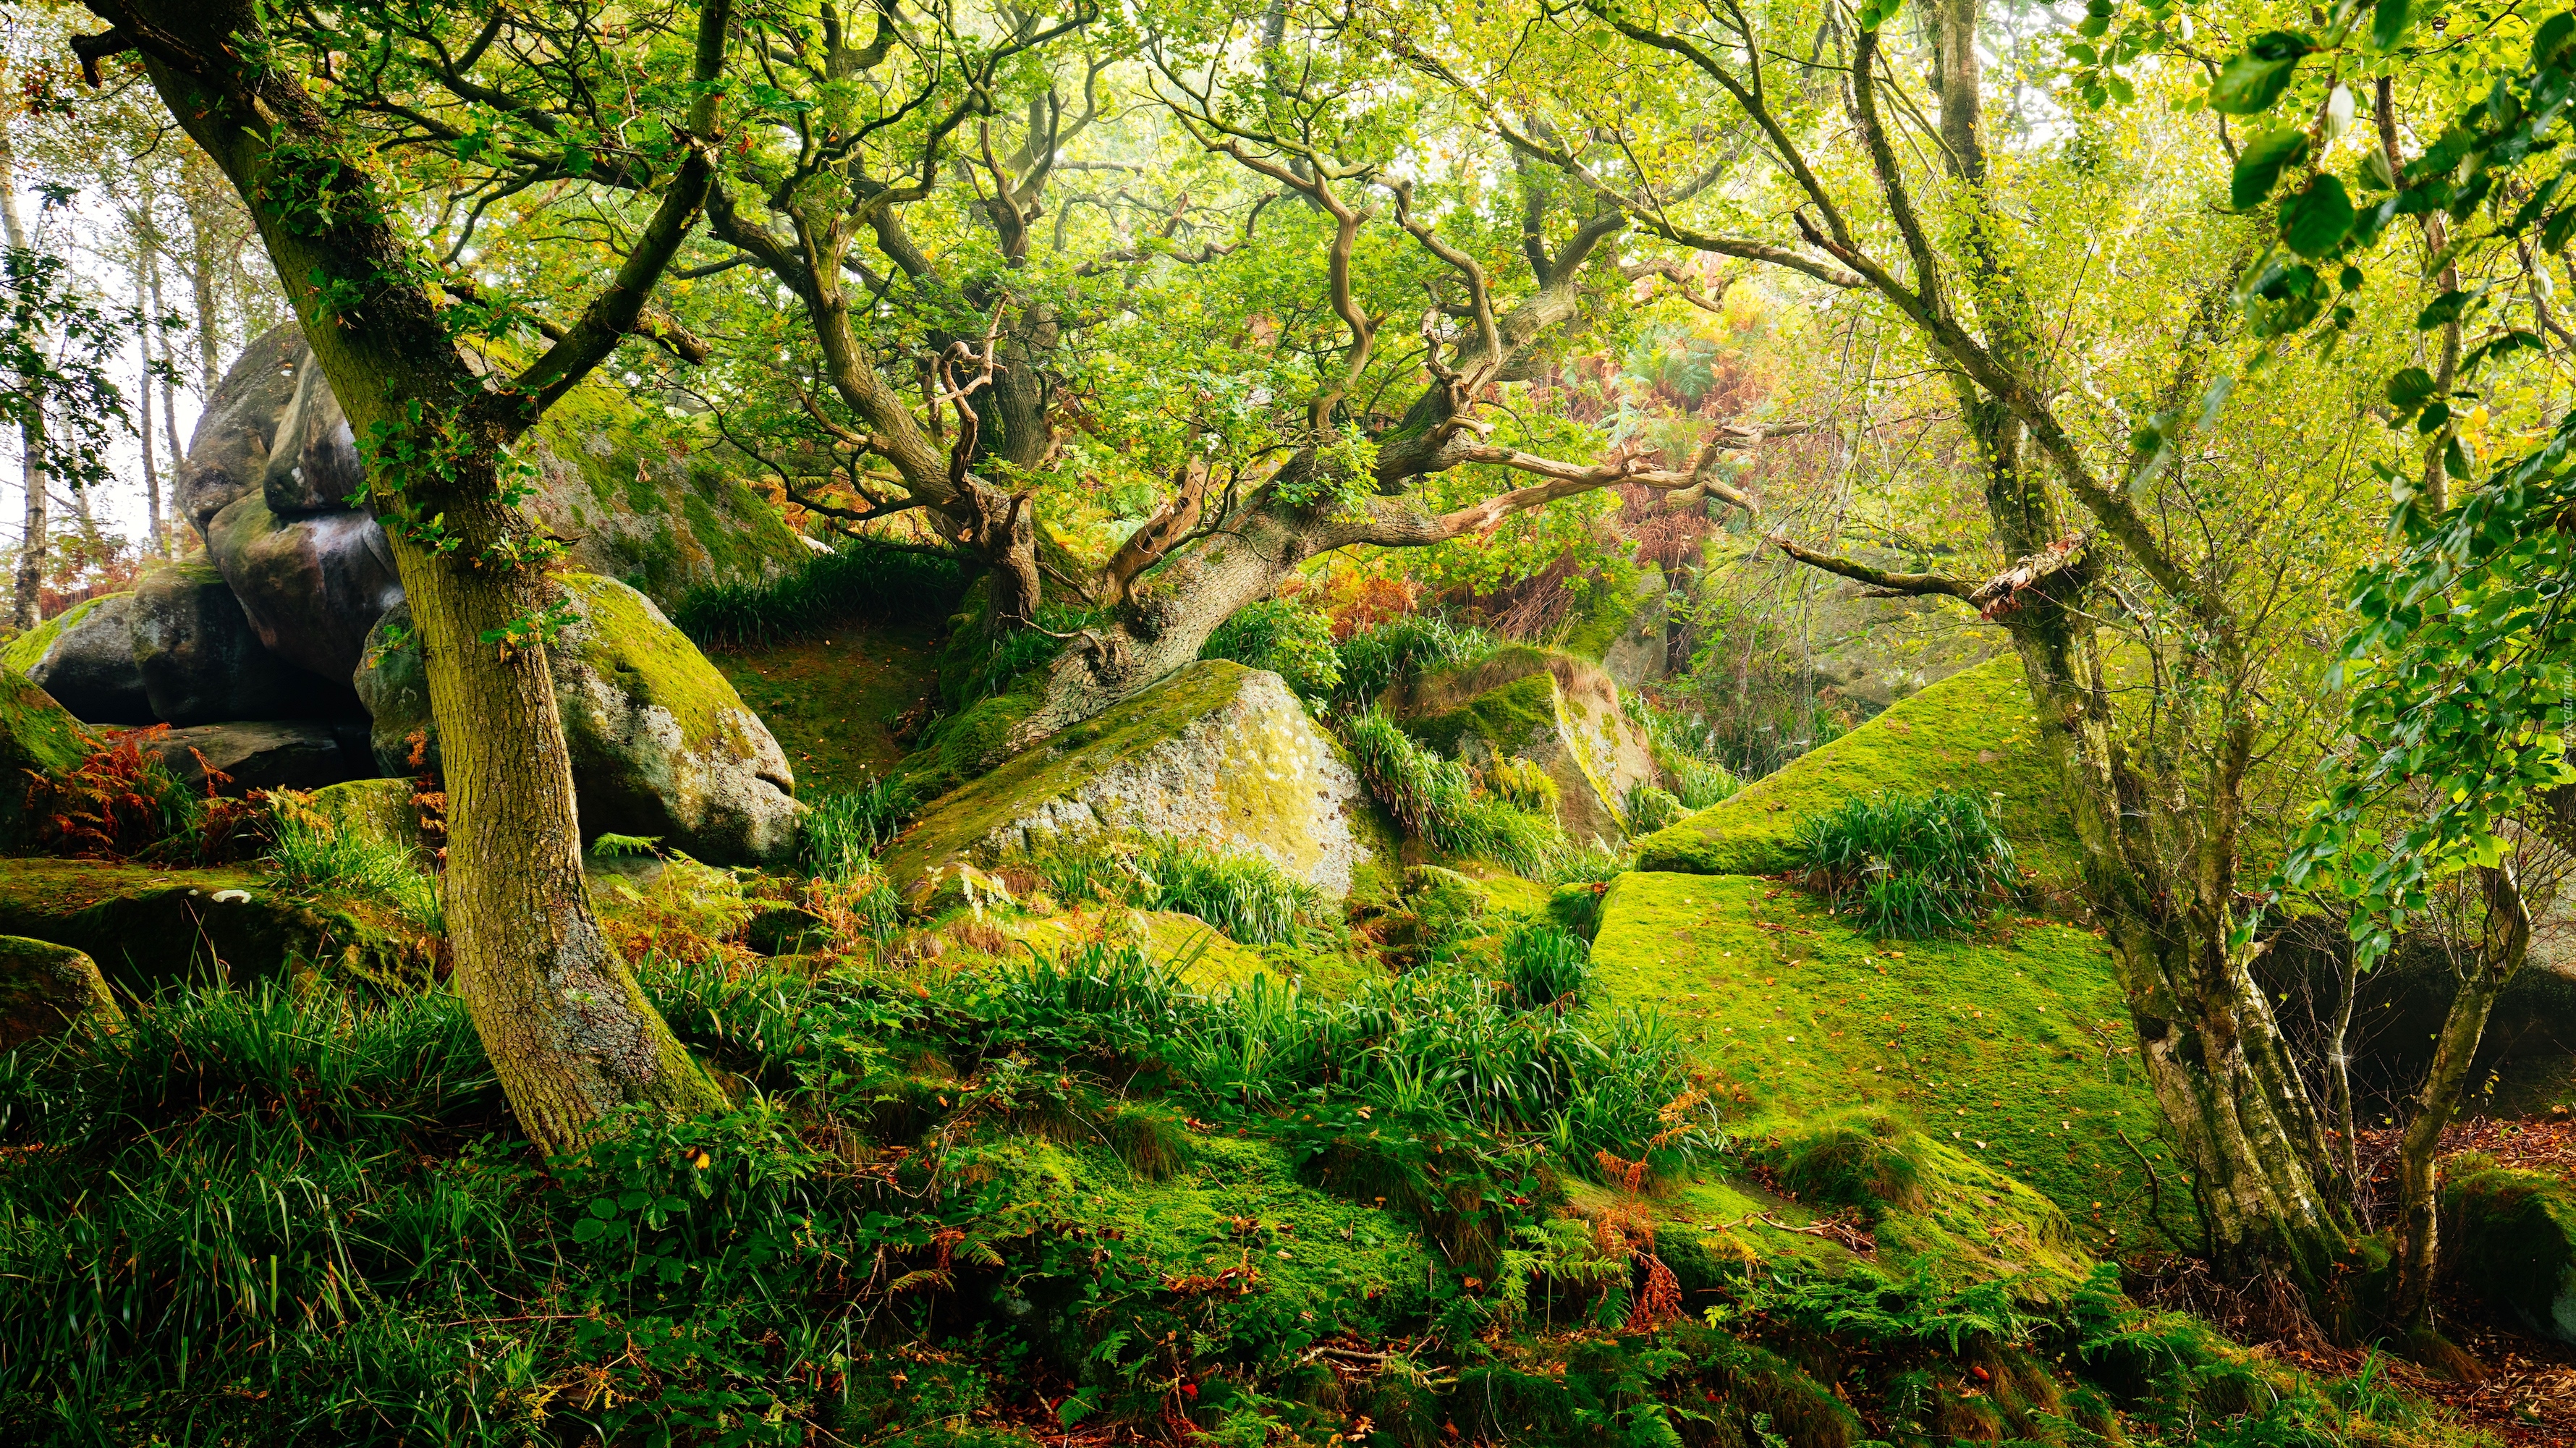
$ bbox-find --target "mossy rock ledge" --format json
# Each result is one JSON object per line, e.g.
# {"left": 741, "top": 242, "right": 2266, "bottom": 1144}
{"left": 0, "top": 934, "right": 121, "bottom": 1050}
{"left": 0, "top": 859, "right": 423, "bottom": 991}
{"left": 884, "top": 661, "right": 1382, "bottom": 897}
{"left": 2444, "top": 1159, "right": 2576, "bottom": 1344}
{"left": 1634, "top": 653, "right": 2079, "bottom": 881}
{"left": 1384, "top": 645, "right": 1653, "bottom": 844}
{"left": 357, "top": 574, "right": 799, "bottom": 865}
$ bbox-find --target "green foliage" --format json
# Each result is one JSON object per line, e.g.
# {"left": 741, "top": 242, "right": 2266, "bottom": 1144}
{"left": 672, "top": 538, "right": 973, "bottom": 649}
{"left": 1792, "top": 790, "right": 2017, "bottom": 938}
{"left": 1342, "top": 707, "right": 1563, "bottom": 872}
{"left": 1200, "top": 598, "right": 1343, "bottom": 698}
{"left": 266, "top": 792, "right": 443, "bottom": 933}
{"left": 1626, "top": 693, "right": 1741, "bottom": 809}
{"left": 797, "top": 775, "right": 918, "bottom": 881}
{"left": 1486, "top": 754, "right": 1559, "bottom": 814}
{"left": 1331, "top": 614, "right": 1499, "bottom": 708}
{"left": 1622, "top": 783, "right": 1686, "bottom": 836}
{"left": 1021, "top": 834, "right": 1331, "bottom": 947}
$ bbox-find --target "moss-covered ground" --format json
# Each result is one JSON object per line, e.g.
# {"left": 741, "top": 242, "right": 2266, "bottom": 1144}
{"left": 1635, "top": 653, "right": 2082, "bottom": 882}
{"left": 1587, "top": 871, "right": 2174, "bottom": 1253}
{"left": 713, "top": 618, "right": 945, "bottom": 793}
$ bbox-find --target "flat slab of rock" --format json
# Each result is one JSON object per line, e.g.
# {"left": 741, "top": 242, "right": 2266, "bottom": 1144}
{"left": 2, "top": 592, "right": 152, "bottom": 724}
{"left": 885, "top": 661, "right": 1380, "bottom": 897}
{"left": 0, "top": 934, "right": 121, "bottom": 1050}
{"left": 0, "top": 860, "right": 423, "bottom": 990}
{"left": 144, "top": 720, "right": 373, "bottom": 795}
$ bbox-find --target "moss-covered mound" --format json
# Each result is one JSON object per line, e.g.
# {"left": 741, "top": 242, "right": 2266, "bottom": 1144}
{"left": 1388, "top": 645, "right": 1655, "bottom": 844}
{"left": 0, "top": 860, "right": 423, "bottom": 991}
{"left": 0, "top": 935, "right": 120, "bottom": 1050}
{"left": 1585, "top": 871, "right": 2166, "bottom": 1250}
{"left": 885, "top": 661, "right": 1388, "bottom": 898}
{"left": 2443, "top": 1157, "right": 2576, "bottom": 1344}
{"left": 1634, "top": 654, "right": 2077, "bottom": 881}
{"left": 0, "top": 670, "right": 94, "bottom": 850}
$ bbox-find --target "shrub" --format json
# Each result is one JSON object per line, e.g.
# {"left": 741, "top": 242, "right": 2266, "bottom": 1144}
{"left": 266, "top": 791, "right": 443, "bottom": 934}
{"left": 1342, "top": 709, "right": 1562, "bottom": 873}
{"left": 797, "top": 775, "right": 918, "bottom": 879}
{"left": 1790, "top": 789, "right": 2017, "bottom": 938}
{"left": 1622, "top": 783, "right": 1685, "bottom": 835}
{"left": 670, "top": 536, "right": 972, "bottom": 648}
{"left": 1201, "top": 598, "right": 1343, "bottom": 698}
{"left": 1332, "top": 614, "right": 1497, "bottom": 708}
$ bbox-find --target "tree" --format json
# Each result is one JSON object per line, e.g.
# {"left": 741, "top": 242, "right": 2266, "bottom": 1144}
{"left": 69, "top": 0, "right": 738, "bottom": 1153}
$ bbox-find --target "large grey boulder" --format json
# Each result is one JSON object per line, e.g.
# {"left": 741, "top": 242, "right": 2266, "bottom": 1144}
{"left": 0, "top": 593, "right": 151, "bottom": 724}
{"left": 260, "top": 350, "right": 366, "bottom": 513}
{"left": 207, "top": 492, "right": 404, "bottom": 679}
{"left": 357, "top": 575, "right": 799, "bottom": 864}
{"left": 172, "top": 325, "right": 304, "bottom": 537}
{"left": 144, "top": 720, "right": 369, "bottom": 795}
{"left": 130, "top": 561, "right": 335, "bottom": 726}
{"left": 883, "top": 661, "right": 1384, "bottom": 897}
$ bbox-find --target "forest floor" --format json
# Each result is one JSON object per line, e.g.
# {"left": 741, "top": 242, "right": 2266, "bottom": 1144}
{"left": 710, "top": 619, "right": 944, "bottom": 793}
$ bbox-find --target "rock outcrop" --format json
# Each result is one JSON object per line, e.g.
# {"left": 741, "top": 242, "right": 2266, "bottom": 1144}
{"left": 1385, "top": 646, "right": 1654, "bottom": 844}
{"left": 0, "top": 935, "right": 122, "bottom": 1050}
{"left": 1, "top": 593, "right": 151, "bottom": 723}
{"left": 884, "top": 661, "right": 1383, "bottom": 897}
{"left": 207, "top": 493, "right": 404, "bottom": 679}
{"left": 0, "top": 858, "right": 423, "bottom": 988}
{"left": 358, "top": 575, "right": 798, "bottom": 864}
{"left": 144, "top": 721, "right": 370, "bottom": 794}
{"left": 131, "top": 559, "right": 350, "bottom": 726}
{"left": 2444, "top": 1160, "right": 2576, "bottom": 1344}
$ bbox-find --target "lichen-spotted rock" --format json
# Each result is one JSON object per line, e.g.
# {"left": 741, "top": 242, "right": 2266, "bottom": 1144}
{"left": 0, "top": 935, "right": 121, "bottom": 1050}
{"left": 356, "top": 574, "right": 799, "bottom": 865}
{"left": 884, "top": 661, "right": 1381, "bottom": 897}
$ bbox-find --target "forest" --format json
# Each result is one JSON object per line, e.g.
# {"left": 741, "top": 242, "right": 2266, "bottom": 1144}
{"left": 1, "top": 0, "right": 2575, "bottom": 1441}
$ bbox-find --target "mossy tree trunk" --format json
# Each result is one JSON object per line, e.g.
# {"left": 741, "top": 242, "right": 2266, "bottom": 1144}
{"left": 74, "top": 0, "right": 733, "bottom": 1153}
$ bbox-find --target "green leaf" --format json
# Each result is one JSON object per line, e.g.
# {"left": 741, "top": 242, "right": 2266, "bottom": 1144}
{"left": 2545, "top": 206, "right": 2576, "bottom": 253}
{"left": 2232, "top": 129, "right": 2310, "bottom": 209}
{"left": 2077, "top": 14, "right": 2111, "bottom": 36}
{"left": 2417, "top": 400, "right": 2452, "bottom": 433}
{"left": 2387, "top": 366, "right": 2437, "bottom": 410}
{"left": 589, "top": 1197, "right": 621, "bottom": 1219}
{"left": 570, "top": 1216, "right": 610, "bottom": 1244}
{"left": 2280, "top": 174, "right": 2355, "bottom": 257}
{"left": 2416, "top": 290, "right": 2471, "bottom": 329}
{"left": 2372, "top": 0, "right": 2414, "bottom": 51}
{"left": 2211, "top": 32, "right": 2315, "bottom": 114}
{"left": 2537, "top": 11, "right": 2576, "bottom": 69}
{"left": 2445, "top": 436, "right": 2472, "bottom": 478}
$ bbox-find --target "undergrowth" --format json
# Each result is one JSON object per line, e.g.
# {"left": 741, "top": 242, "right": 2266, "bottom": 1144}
{"left": 797, "top": 774, "right": 918, "bottom": 880}
{"left": 1200, "top": 597, "right": 1344, "bottom": 700}
{"left": 671, "top": 536, "right": 971, "bottom": 648}
{"left": 266, "top": 789, "right": 444, "bottom": 934}
{"left": 1343, "top": 706, "right": 1563, "bottom": 872}
{"left": 1331, "top": 614, "right": 1499, "bottom": 709}
{"left": 1625, "top": 693, "right": 1741, "bottom": 811}
{"left": 1792, "top": 789, "right": 2019, "bottom": 938}
{"left": 1016, "top": 834, "right": 1331, "bottom": 947}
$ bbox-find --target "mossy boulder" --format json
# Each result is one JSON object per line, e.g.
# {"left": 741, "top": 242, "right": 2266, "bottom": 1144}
{"left": 2444, "top": 1159, "right": 2576, "bottom": 1343}
{"left": 0, "top": 859, "right": 422, "bottom": 991}
{"left": 0, "top": 669, "right": 94, "bottom": 850}
{"left": 206, "top": 490, "right": 406, "bottom": 681}
{"left": 3, "top": 593, "right": 151, "bottom": 724}
{"left": 885, "top": 661, "right": 1384, "bottom": 897}
{"left": 360, "top": 576, "right": 797, "bottom": 863}
{"left": 0, "top": 935, "right": 121, "bottom": 1050}
{"left": 1635, "top": 653, "right": 2077, "bottom": 882}
{"left": 1386, "top": 646, "right": 1653, "bottom": 844}
{"left": 306, "top": 777, "right": 425, "bottom": 857}
{"left": 1585, "top": 870, "right": 2166, "bottom": 1250}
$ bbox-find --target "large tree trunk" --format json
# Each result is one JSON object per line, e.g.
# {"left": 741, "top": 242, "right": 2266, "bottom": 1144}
{"left": 80, "top": 0, "right": 731, "bottom": 1153}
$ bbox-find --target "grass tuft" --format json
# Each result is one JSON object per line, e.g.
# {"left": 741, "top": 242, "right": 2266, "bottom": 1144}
{"left": 266, "top": 791, "right": 443, "bottom": 933}
{"left": 1331, "top": 614, "right": 1497, "bottom": 708}
{"left": 1342, "top": 708, "right": 1562, "bottom": 873}
{"left": 1790, "top": 789, "right": 2017, "bottom": 938}
{"left": 796, "top": 776, "right": 918, "bottom": 880}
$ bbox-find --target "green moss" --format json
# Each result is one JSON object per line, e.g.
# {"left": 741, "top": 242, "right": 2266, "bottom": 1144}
{"left": 0, "top": 669, "right": 94, "bottom": 850}
{"left": 1, "top": 593, "right": 118, "bottom": 677}
{"left": 0, "top": 859, "right": 425, "bottom": 991}
{"left": 886, "top": 662, "right": 1378, "bottom": 894}
{"left": 559, "top": 573, "right": 759, "bottom": 754}
{"left": 715, "top": 621, "right": 945, "bottom": 794}
{"left": 0, "top": 933, "right": 120, "bottom": 1050}
{"left": 1404, "top": 672, "right": 1558, "bottom": 759}
{"left": 306, "top": 779, "right": 423, "bottom": 857}
{"left": 1585, "top": 871, "right": 2166, "bottom": 1258}
{"left": 1635, "top": 656, "right": 2077, "bottom": 883}
{"left": 1551, "top": 557, "right": 1652, "bottom": 661}
{"left": 2444, "top": 1157, "right": 2576, "bottom": 1342}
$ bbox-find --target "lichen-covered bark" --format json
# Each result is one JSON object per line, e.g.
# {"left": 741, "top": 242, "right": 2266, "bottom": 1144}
{"left": 82, "top": 0, "right": 728, "bottom": 1152}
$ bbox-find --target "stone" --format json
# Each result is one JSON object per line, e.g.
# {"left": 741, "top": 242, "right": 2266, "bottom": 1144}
{"left": 131, "top": 559, "right": 352, "bottom": 725}
{"left": 0, "top": 858, "right": 423, "bottom": 990}
{"left": 144, "top": 721, "right": 368, "bottom": 795}
{"left": 0, "top": 935, "right": 121, "bottom": 1051}
{"left": 0, "top": 669, "right": 94, "bottom": 850}
{"left": 1, "top": 592, "right": 151, "bottom": 724}
{"left": 260, "top": 346, "right": 367, "bottom": 514}
{"left": 358, "top": 575, "right": 800, "bottom": 864}
{"left": 1631, "top": 656, "right": 2080, "bottom": 883}
{"left": 207, "top": 493, "right": 406, "bottom": 679}
{"left": 2444, "top": 1161, "right": 2576, "bottom": 1344}
{"left": 172, "top": 323, "right": 305, "bottom": 539}
{"left": 305, "top": 777, "right": 425, "bottom": 855}
{"left": 884, "top": 661, "right": 1384, "bottom": 897}
{"left": 1386, "top": 646, "right": 1654, "bottom": 845}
